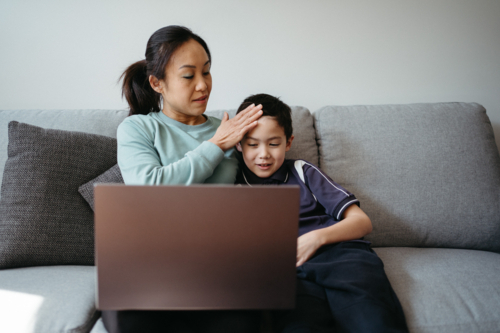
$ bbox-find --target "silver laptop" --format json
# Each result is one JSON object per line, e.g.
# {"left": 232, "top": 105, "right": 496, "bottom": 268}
{"left": 94, "top": 184, "right": 300, "bottom": 311}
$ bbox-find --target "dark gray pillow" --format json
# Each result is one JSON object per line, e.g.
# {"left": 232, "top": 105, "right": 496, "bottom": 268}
{"left": 0, "top": 121, "right": 117, "bottom": 269}
{"left": 78, "top": 164, "right": 124, "bottom": 211}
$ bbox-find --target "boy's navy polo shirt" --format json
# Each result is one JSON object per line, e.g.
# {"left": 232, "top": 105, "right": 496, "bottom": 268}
{"left": 235, "top": 159, "right": 360, "bottom": 237}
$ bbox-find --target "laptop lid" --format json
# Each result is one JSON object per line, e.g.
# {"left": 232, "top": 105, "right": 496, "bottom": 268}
{"left": 95, "top": 184, "right": 300, "bottom": 310}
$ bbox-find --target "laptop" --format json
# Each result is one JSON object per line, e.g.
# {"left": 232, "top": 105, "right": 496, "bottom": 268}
{"left": 94, "top": 184, "right": 300, "bottom": 311}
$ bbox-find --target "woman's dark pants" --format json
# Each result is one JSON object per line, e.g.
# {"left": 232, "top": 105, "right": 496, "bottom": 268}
{"left": 102, "top": 309, "right": 261, "bottom": 333}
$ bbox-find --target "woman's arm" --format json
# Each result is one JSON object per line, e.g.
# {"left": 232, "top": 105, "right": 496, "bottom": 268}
{"left": 296, "top": 205, "right": 372, "bottom": 266}
{"left": 118, "top": 119, "right": 225, "bottom": 185}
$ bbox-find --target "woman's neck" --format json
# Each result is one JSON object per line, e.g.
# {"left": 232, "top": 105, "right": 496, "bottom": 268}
{"left": 162, "top": 109, "right": 207, "bottom": 126}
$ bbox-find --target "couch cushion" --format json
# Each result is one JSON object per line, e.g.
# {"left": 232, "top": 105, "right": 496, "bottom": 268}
{"left": 0, "top": 109, "right": 129, "bottom": 199}
{"left": 206, "top": 106, "right": 318, "bottom": 165}
{"left": 0, "top": 266, "right": 98, "bottom": 333}
{"left": 0, "top": 122, "right": 117, "bottom": 268}
{"left": 79, "top": 164, "right": 124, "bottom": 211}
{"left": 314, "top": 103, "right": 500, "bottom": 251}
{"left": 374, "top": 247, "right": 500, "bottom": 333}
{"left": 90, "top": 318, "right": 107, "bottom": 333}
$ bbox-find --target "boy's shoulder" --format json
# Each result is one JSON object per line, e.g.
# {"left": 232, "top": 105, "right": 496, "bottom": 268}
{"left": 285, "top": 159, "right": 341, "bottom": 188}
{"left": 284, "top": 159, "right": 320, "bottom": 174}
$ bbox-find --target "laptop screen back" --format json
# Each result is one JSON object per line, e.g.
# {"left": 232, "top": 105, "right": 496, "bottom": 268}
{"left": 95, "top": 185, "right": 300, "bottom": 310}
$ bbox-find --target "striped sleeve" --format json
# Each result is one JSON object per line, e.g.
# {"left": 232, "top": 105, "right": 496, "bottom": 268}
{"left": 295, "top": 160, "right": 359, "bottom": 220}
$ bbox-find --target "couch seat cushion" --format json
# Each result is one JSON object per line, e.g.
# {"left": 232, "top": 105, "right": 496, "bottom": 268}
{"left": 374, "top": 247, "right": 500, "bottom": 333}
{"left": 0, "top": 266, "right": 98, "bottom": 333}
{"left": 89, "top": 318, "right": 107, "bottom": 333}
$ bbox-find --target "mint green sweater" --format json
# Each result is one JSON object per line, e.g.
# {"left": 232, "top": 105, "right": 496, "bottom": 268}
{"left": 117, "top": 111, "right": 238, "bottom": 185}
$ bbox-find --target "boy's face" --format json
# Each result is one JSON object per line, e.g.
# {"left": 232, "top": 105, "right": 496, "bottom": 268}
{"left": 236, "top": 116, "right": 294, "bottom": 178}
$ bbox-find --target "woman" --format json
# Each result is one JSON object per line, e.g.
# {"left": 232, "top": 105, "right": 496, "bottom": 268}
{"left": 102, "top": 25, "right": 262, "bottom": 333}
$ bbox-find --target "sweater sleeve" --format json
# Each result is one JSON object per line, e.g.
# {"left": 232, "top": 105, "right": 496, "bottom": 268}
{"left": 298, "top": 160, "right": 359, "bottom": 221}
{"left": 117, "top": 118, "right": 225, "bottom": 185}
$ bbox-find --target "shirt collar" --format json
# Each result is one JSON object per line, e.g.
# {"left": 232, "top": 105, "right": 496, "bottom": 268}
{"left": 241, "top": 162, "right": 289, "bottom": 186}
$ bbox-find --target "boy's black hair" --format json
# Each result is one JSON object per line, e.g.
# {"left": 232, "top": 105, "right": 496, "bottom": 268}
{"left": 237, "top": 94, "right": 293, "bottom": 140}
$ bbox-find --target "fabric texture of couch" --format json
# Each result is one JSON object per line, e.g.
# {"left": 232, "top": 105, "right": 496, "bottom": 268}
{"left": 0, "top": 103, "right": 499, "bottom": 333}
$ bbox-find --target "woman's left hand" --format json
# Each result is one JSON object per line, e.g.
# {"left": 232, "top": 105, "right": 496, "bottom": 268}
{"left": 296, "top": 230, "right": 323, "bottom": 267}
{"left": 208, "top": 104, "right": 263, "bottom": 151}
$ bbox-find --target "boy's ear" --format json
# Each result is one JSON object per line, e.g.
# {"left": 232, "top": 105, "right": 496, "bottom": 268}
{"left": 236, "top": 142, "right": 243, "bottom": 152}
{"left": 149, "top": 75, "right": 163, "bottom": 94}
{"left": 285, "top": 135, "right": 294, "bottom": 152}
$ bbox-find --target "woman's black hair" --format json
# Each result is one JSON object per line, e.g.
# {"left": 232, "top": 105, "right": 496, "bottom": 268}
{"left": 120, "top": 26, "right": 211, "bottom": 116}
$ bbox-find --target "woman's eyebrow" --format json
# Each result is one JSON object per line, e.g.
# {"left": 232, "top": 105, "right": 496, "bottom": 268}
{"left": 178, "top": 60, "right": 210, "bottom": 70}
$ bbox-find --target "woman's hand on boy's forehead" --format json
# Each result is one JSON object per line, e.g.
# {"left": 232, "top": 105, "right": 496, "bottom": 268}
{"left": 208, "top": 104, "right": 263, "bottom": 152}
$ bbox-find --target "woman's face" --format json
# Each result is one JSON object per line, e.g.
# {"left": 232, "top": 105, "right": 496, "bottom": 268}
{"left": 151, "top": 39, "right": 212, "bottom": 125}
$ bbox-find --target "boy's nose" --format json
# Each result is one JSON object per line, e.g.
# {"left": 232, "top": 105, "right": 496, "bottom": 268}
{"left": 259, "top": 149, "right": 270, "bottom": 159}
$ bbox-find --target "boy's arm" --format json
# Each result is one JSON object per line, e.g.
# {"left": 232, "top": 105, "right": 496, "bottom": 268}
{"left": 294, "top": 160, "right": 372, "bottom": 266}
{"left": 296, "top": 205, "right": 372, "bottom": 266}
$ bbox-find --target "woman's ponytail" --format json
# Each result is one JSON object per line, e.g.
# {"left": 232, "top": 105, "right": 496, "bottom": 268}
{"left": 120, "top": 26, "right": 211, "bottom": 116}
{"left": 120, "top": 60, "right": 161, "bottom": 116}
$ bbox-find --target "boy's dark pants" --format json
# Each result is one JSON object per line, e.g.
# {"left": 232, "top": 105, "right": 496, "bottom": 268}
{"left": 273, "top": 241, "right": 408, "bottom": 333}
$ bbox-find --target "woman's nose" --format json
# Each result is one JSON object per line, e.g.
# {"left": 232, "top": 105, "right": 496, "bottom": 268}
{"left": 195, "top": 76, "right": 208, "bottom": 92}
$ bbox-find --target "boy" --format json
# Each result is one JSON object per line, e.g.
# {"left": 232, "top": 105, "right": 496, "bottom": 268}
{"left": 235, "top": 94, "right": 408, "bottom": 333}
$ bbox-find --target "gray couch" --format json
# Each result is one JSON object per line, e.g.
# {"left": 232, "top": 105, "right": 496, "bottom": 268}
{"left": 0, "top": 102, "right": 499, "bottom": 333}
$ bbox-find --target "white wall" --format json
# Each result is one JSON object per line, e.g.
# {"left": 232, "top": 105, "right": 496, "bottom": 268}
{"left": 1, "top": 0, "right": 500, "bottom": 152}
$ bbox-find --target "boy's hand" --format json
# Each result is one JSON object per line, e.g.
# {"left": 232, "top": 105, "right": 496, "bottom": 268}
{"left": 296, "top": 230, "right": 323, "bottom": 267}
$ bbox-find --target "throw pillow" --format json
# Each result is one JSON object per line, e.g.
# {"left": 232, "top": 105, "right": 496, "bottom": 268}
{"left": 0, "top": 121, "right": 117, "bottom": 269}
{"left": 78, "top": 164, "right": 124, "bottom": 211}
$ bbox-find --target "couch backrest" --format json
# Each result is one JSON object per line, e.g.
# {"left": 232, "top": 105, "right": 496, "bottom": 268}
{"left": 0, "top": 109, "right": 129, "bottom": 196}
{"left": 314, "top": 102, "right": 500, "bottom": 252}
{"left": 0, "top": 107, "right": 318, "bottom": 198}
